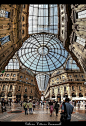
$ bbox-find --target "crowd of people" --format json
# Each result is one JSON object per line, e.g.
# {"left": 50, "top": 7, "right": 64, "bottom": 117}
{"left": 1, "top": 98, "right": 86, "bottom": 123}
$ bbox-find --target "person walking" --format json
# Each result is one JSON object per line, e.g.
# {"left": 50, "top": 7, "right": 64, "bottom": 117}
{"left": 28, "top": 99, "right": 33, "bottom": 114}
{"left": 23, "top": 101, "right": 28, "bottom": 115}
{"left": 61, "top": 98, "right": 74, "bottom": 123}
{"left": 46, "top": 101, "right": 49, "bottom": 112}
{"left": 54, "top": 101, "right": 59, "bottom": 116}
{"left": 49, "top": 100, "right": 53, "bottom": 117}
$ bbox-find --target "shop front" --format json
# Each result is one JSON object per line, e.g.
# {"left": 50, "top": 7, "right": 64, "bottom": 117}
{"left": 16, "top": 93, "right": 21, "bottom": 102}
{"left": 51, "top": 94, "right": 56, "bottom": 101}
{"left": 0, "top": 92, "right": 5, "bottom": 101}
{"left": 23, "top": 94, "right": 27, "bottom": 101}
{"left": 63, "top": 93, "right": 68, "bottom": 98}
{"left": 7, "top": 92, "right": 12, "bottom": 101}
{"left": 57, "top": 94, "right": 61, "bottom": 102}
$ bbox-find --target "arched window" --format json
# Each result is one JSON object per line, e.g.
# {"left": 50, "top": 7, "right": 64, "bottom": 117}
{"left": 0, "top": 35, "right": 10, "bottom": 45}
{"left": 75, "top": 36, "right": 85, "bottom": 46}
{"left": 0, "top": 9, "right": 10, "bottom": 18}
{"left": 31, "top": 89, "right": 32, "bottom": 93}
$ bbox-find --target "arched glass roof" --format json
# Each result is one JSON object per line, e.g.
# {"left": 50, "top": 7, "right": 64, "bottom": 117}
{"left": 17, "top": 4, "right": 68, "bottom": 91}
{"left": 5, "top": 54, "right": 19, "bottom": 70}
{"left": 18, "top": 33, "right": 68, "bottom": 73}
{"left": 28, "top": 4, "right": 58, "bottom": 35}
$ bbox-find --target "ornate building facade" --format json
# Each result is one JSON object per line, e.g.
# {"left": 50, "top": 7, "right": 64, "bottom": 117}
{"left": 0, "top": 54, "right": 41, "bottom": 102}
{"left": 0, "top": 69, "right": 41, "bottom": 102}
{"left": 44, "top": 55, "right": 86, "bottom": 102}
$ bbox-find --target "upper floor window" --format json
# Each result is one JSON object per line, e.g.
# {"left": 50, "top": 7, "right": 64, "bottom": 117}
{"left": 25, "top": 87, "right": 27, "bottom": 92}
{"left": 79, "top": 86, "right": 81, "bottom": 91}
{"left": 75, "top": 75, "right": 77, "bottom": 78}
{"left": 2, "top": 85, "right": 5, "bottom": 90}
{"left": 31, "top": 79, "right": 33, "bottom": 82}
{"left": 20, "top": 76, "right": 23, "bottom": 78}
{"left": 26, "top": 78, "right": 28, "bottom": 80}
{"left": 69, "top": 75, "right": 72, "bottom": 78}
{"left": 76, "top": 36, "right": 85, "bottom": 46}
{"left": 0, "top": 35, "right": 10, "bottom": 45}
{"left": 62, "top": 76, "right": 65, "bottom": 79}
{"left": 78, "top": 10, "right": 86, "bottom": 19}
{"left": 31, "top": 89, "right": 32, "bottom": 93}
{"left": 58, "top": 88, "right": 60, "bottom": 93}
{"left": 10, "top": 85, "right": 12, "bottom": 90}
{"left": 0, "top": 9, "right": 10, "bottom": 18}
{"left": 64, "top": 86, "right": 66, "bottom": 91}
{"left": 23, "top": 4, "right": 25, "bottom": 8}
{"left": 6, "top": 74, "right": 9, "bottom": 77}
{"left": 81, "top": 75, "right": 84, "bottom": 78}
{"left": 13, "top": 74, "right": 16, "bottom": 77}
{"left": 22, "top": 16, "right": 24, "bottom": 21}
{"left": 72, "top": 86, "right": 74, "bottom": 91}
{"left": 0, "top": 74, "right": 3, "bottom": 77}
{"left": 52, "top": 80, "right": 54, "bottom": 82}
{"left": 18, "top": 86, "right": 21, "bottom": 91}
{"left": 52, "top": 88, "right": 54, "bottom": 93}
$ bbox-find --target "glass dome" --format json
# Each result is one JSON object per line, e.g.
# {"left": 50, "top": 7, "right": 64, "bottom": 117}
{"left": 18, "top": 33, "right": 68, "bottom": 73}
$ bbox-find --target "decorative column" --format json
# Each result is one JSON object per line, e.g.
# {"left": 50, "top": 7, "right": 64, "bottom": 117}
{"left": 12, "top": 83, "right": 17, "bottom": 102}
{"left": 61, "top": 86, "right": 63, "bottom": 101}
{"left": 67, "top": 84, "right": 71, "bottom": 99}
{"left": 75, "top": 84, "right": 78, "bottom": 98}
{"left": 55, "top": 87, "right": 58, "bottom": 101}
{"left": 5, "top": 83, "right": 9, "bottom": 101}
{"left": 49, "top": 88, "right": 52, "bottom": 100}
{"left": 21, "top": 84, "right": 24, "bottom": 101}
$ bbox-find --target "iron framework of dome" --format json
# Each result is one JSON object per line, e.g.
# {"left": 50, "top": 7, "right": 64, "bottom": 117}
{"left": 18, "top": 33, "right": 68, "bottom": 73}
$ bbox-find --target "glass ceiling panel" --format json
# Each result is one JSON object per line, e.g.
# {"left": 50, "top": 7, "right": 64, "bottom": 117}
{"left": 66, "top": 57, "right": 80, "bottom": 70}
{"left": 18, "top": 33, "right": 68, "bottom": 72}
{"left": 28, "top": 4, "right": 58, "bottom": 35}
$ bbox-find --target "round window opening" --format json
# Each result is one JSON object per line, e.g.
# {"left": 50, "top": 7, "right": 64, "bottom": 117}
{"left": 18, "top": 33, "right": 68, "bottom": 72}
{"left": 38, "top": 46, "right": 49, "bottom": 56}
